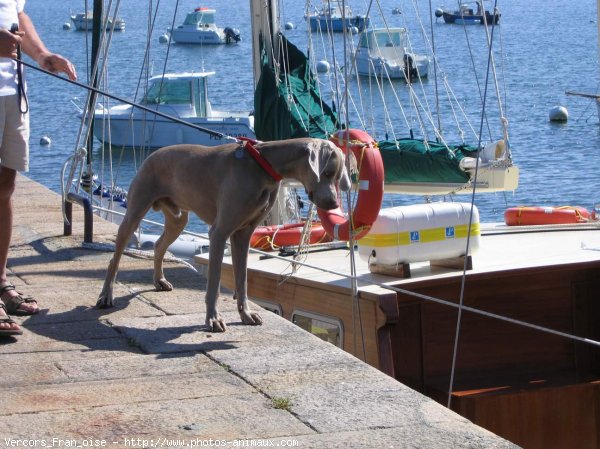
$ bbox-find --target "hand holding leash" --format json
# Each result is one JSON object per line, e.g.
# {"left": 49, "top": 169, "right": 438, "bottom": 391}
{"left": 0, "top": 26, "right": 22, "bottom": 58}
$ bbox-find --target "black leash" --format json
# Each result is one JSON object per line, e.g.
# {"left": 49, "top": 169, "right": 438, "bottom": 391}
{"left": 10, "top": 23, "right": 28, "bottom": 114}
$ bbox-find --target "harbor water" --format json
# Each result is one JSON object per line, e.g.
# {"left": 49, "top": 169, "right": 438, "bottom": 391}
{"left": 20, "top": 0, "right": 600, "bottom": 235}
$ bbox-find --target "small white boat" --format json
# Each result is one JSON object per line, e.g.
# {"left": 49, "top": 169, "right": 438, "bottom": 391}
{"left": 70, "top": 12, "right": 125, "bottom": 31}
{"left": 306, "top": 0, "right": 369, "bottom": 32}
{"left": 91, "top": 72, "right": 255, "bottom": 149}
{"left": 355, "top": 28, "right": 429, "bottom": 80}
{"left": 168, "top": 7, "right": 240, "bottom": 44}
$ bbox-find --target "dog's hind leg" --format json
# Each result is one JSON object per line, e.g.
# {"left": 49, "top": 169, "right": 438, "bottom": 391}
{"left": 97, "top": 208, "right": 148, "bottom": 308}
{"left": 230, "top": 227, "right": 263, "bottom": 326}
{"left": 152, "top": 206, "right": 189, "bottom": 291}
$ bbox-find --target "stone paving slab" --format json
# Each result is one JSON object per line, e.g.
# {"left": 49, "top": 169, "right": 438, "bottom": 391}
{"left": 0, "top": 175, "right": 520, "bottom": 449}
{"left": 2, "top": 396, "right": 314, "bottom": 443}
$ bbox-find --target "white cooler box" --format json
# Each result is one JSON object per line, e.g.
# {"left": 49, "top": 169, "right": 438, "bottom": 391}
{"left": 358, "top": 202, "right": 480, "bottom": 266}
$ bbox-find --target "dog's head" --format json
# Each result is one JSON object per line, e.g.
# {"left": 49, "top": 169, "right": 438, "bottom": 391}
{"left": 304, "top": 139, "right": 351, "bottom": 210}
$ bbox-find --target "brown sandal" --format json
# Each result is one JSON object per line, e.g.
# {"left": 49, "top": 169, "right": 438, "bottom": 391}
{"left": 0, "top": 303, "right": 23, "bottom": 336}
{"left": 0, "top": 282, "right": 39, "bottom": 316}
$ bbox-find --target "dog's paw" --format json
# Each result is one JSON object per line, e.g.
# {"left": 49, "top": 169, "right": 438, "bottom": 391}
{"left": 154, "top": 278, "right": 173, "bottom": 292}
{"left": 96, "top": 294, "right": 114, "bottom": 309}
{"left": 240, "top": 310, "right": 263, "bottom": 326}
{"left": 206, "top": 317, "right": 227, "bottom": 332}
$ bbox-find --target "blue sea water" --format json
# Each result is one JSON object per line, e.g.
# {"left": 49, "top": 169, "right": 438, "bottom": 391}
{"left": 19, "top": 0, "right": 600, "bottom": 235}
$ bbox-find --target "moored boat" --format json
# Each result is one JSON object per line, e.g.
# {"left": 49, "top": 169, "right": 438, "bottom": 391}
{"left": 434, "top": 1, "right": 501, "bottom": 25}
{"left": 354, "top": 28, "right": 429, "bottom": 80}
{"left": 168, "top": 7, "right": 240, "bottom": 44}
{"left": 90, "top": 72, "right": 255, "bottom": 149}
{"left": 305, "top": 0, "right": 369, "bottom": 32}
{"left": 70, "top": 12, "right": 125, "bottom": 31}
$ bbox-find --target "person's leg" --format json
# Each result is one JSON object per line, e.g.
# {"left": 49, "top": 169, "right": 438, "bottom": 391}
{"left": 0, "top": 95, "right": 37, "bottom": 316}
{"left": 0, "top": 166, "right": 21, "bottom": 333}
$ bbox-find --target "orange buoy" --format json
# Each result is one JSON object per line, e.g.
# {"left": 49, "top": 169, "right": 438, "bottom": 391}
{"left": 250, "top": 222, "right": 332, "bottom": 251}
{"left": 504, "top": 206, "right": 591, "bottom": 226}
{"left": 317, "top": 129, "right": 385, "bottom": 241}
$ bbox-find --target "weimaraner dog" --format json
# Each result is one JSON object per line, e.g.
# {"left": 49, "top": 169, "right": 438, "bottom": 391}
{"left": 97, "top": 138, "right": 351, "bottom": 332}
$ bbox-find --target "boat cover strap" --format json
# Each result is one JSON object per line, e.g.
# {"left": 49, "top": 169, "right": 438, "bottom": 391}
{"left": 238, "top": 137, "right": 283, "bottom": 182}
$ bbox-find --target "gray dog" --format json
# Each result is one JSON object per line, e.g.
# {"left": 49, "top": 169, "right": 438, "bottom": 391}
{"left": 97, "top": 138, "right": 351, "bottom": 332}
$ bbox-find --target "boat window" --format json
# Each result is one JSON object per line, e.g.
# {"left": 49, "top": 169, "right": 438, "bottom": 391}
{"left": 185, "top": 10, "right": 215, "bottom": 25}
{"left": 361, "top": 30, "right": 404, "bottom": 50}
{"left": 251, "top": 299, "right": 282, "bottom": 316}
{"left": 292, "top": 310, "right": 343, "bottom": 348}
{"left": 143, "top": 80, "right": 192, "bottom": 105}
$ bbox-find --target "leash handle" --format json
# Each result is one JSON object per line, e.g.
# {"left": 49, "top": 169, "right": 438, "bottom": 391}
{"left": 10, "top": 23, "right": 28, "bottom": 114}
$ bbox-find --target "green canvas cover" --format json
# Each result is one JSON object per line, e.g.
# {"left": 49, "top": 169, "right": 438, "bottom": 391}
{"left": 378, "top": 139, "right": 478, "bottom": 184}
{"left": 254, "top": 34, "right": 339, "bottom": 141}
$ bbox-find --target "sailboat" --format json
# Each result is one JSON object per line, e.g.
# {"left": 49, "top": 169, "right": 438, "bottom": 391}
{"left": 196, "top": 2, "right": 600, "bottom": 449}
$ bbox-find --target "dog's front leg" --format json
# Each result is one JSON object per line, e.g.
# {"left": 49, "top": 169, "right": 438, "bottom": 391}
{"left": 230, "top": 228, "right": 263, "bottom": 326}
{"left": 205, "top": 228, "right": 228, "bottom": 332}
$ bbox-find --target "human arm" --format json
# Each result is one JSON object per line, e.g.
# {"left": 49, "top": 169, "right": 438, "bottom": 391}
{"left": 18, "top": 11, "right": 77, "bottom": 80}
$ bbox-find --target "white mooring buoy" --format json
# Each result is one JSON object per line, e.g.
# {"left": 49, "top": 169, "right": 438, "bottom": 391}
{"left": 39, "top": 136, "right": 51, "bottom": 146}
{"left": 284, "top": 22, "right": 294, "bottom": 30}
{"left": 316, "top": 60, "right": 330, "bottom": 74}
{"left": 158, "top": 33, "right": 169, "bottom": 44}
{"left": 62, "top": 22, "right": 71, "bottom": 31}
{"left": 549, "top": 105, "right": 568, "bottom": 122}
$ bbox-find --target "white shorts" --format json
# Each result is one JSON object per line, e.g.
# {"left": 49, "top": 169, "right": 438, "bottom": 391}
{"left": 0, "top": 94, "right": 30, "bottom": 172}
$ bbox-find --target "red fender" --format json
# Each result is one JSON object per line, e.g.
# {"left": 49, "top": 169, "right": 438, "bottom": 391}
{"left": 317, "top": 129, "right": 385, "bottom": 241}
{"left": 250, "top": 222, "right": 333, "bottom": 251}
{"left": 504, "top": 206, "right": 591, "bottom": 226}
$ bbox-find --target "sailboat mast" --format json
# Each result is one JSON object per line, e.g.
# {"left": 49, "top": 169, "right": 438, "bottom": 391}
{"left": 86, "top": 0, "right": 103, "bottom": 168}
{"left": 250, "top": 0, "right": 280, "bottom": 87}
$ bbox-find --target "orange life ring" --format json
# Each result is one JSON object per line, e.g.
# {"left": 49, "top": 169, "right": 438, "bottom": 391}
{"left": 504, "top": 206, "right": 591, "bottom": 226}
{"left": 317, "top": 129, "right": 385, "bottom": 241}
{"left": 250, "top": 222, "right": 333, "bottom": 251}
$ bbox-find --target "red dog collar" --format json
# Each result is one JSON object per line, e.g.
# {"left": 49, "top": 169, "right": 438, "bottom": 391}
{"left": 238, "top": 137, "right": 283, "bottom": 182}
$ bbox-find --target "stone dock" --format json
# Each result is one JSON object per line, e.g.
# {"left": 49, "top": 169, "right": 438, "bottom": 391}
{"left": 0, "top": 175, "right": 519, "bottom": 448}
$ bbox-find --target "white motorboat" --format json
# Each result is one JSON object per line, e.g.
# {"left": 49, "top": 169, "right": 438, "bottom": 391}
{"left": 354, "top": 28, "right": 429, "bottom": 80}
{"left": 70, "top": 12, "right": 125, "bottom": 31}
{"left": 91, "top": 72, "right": 255, "bottom": 149}
{"left": 168, "top": 7, "right": 240, "bottom": 44}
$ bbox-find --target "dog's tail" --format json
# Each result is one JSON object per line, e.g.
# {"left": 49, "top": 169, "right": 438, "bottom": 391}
{"left": 152, "top": 198, "right": 182, "bottom": 218}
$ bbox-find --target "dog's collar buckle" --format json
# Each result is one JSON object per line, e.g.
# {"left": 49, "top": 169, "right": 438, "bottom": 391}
{"left": 238, "top": 137, "right": 283, "bottom": 182}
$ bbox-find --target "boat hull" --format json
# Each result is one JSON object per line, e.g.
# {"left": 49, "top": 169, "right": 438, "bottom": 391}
{"left": 442, "top": 11, "right": 500, "bottom": 24}
{"left": 71, "top": 15, "right": 125, "bottom": 31}
{"left": 197, "top": 226, "right": 600, "bottom": 449}
{"left": 169, "top": 28, "right": 229, "bottom": 44}
{"left": 355, "top": 54, "right": 429, "bottom": 80}
{"left": 92, "top": 115, "right": 255, "bottom": 149}
{"left": 308, "top": 15, "right": 369, "bottom": 32}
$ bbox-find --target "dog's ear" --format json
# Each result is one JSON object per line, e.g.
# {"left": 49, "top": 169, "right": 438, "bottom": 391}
{"left": 306, "top": 140, "right": 352, "bottom": 191}
{"left": 339, "top": 157, "right": 351, "bottom": 191}
{"left": 307, "top": 141, "right": 323, "bottom": 184}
